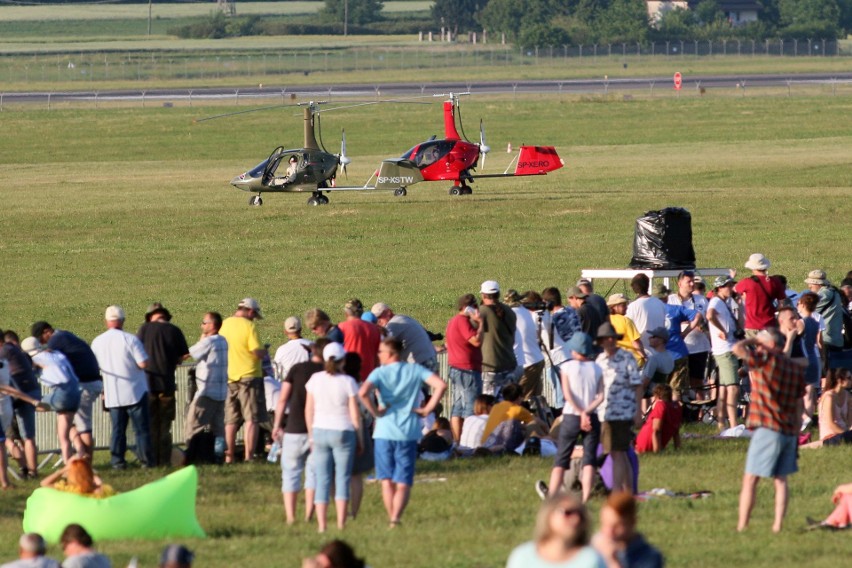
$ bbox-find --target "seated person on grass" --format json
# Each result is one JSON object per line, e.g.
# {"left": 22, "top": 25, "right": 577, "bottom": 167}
{"left": 634, "top": 384, "right": 682, "bottom": 454}
{"left": 807, "top": 483, "right": 852, "bottom": 530}
{"left": 480, "top": 384, "right": 548, "bottom": 454}
{"left": 40, "top": 456, "right": 115, "bottom": 498}
{"left": 458, "top": 394, "right": 494, "bottom": 451}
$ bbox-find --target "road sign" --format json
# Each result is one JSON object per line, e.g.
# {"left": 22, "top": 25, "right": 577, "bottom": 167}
{"left": 674, "top": 72, "right": 683, "bottom": 90}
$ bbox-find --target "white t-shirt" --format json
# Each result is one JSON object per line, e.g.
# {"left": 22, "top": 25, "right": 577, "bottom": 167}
{"left": 305, "top": 371, "right": 358, "bottom": 432}
{"left": 91, "top": 328, "right": 149, "bottom": 408}
{"left": 707, "top": 296, "right": 736, "bottom": 355}
{"left": 668, "top": 293, "right": 711, "bottom": 354}
{"left": 626, "top": 296, "right": 667, "bottom": 349}
{"left": 561, "top": 360, "right": 602, "bottom": 416}
{"left": 512, "top": 307, "right": 545, "bottom": 368}
{"left": 459, "top": 414, "right": 488, "bottom": 449}
{"left": 273, "top": 338, "right": 313, "bottom": 380}
{"left": 32, "top": 351, "right": 79, "bottom": 387}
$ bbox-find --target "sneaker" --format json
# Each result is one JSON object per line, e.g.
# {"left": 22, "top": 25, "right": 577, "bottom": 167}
{"left": 535, "top": 480, "right": 549, "bottom": 500}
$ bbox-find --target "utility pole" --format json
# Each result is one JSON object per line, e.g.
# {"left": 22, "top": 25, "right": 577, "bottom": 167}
{"left": 147, "top": 0, "right": 152, "bottom": 36}
{"left": 344, "top": 0, "right": 348, "bottom": 36}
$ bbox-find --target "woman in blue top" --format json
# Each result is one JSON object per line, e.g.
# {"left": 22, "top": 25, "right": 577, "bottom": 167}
{"left": 507, "top": 494, "right": 605, "bottom": 568}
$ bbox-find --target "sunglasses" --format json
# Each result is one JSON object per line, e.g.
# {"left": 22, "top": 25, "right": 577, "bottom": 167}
{"left": 557, "top": 506, "right": 582, "bottom": 518}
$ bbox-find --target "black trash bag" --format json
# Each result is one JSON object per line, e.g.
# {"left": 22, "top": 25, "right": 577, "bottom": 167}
{"left": 629, "top": 207, "right": 696, "bottom": 269}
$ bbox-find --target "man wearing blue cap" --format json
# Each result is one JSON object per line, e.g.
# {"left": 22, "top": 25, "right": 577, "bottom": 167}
{"left": 537, "top": 332, "right": 604, "bottom": 503}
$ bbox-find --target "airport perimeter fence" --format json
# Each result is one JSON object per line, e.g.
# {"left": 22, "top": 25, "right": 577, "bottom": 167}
{"left": 0, "top": 39, "right": 846, "bottom": 85}
{"left": 30, "top": 353, "right": 560, "bottom": 462}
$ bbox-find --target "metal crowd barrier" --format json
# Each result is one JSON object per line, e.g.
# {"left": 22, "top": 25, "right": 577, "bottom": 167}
{"left": 32, "top": 354, "right": 557, "bottom": 458}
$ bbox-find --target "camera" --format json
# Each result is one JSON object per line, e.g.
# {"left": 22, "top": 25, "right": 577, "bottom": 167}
{"left": 733, "top": 329, "right": 746, "bottom": 340}
{"left": 522, "top": 300, "right": 553, "bottom": 312}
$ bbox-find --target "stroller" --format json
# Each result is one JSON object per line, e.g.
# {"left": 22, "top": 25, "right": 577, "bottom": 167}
{"left": 681, "top": 355, "right": 750, "bottom": 426}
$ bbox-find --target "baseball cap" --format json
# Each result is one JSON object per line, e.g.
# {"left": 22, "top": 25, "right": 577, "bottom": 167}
{"left": 361, "top": 312, "right": 378, "bottom": 324}
{"left": 576, "top": 278, "right": 592, "bottom": 287}
{"left": 284, "top": 316, "right": 301, "bottom": 333}
{"left": 648, "top": 327, "right": 669, "bottom": 341}
{"left": 160, "top": 544, "right": 194, "bottom": 566}
{"left": 566, "top": 286, "right": 587, "bottom": 299}
{"left": 323, "top": 342, "right": 346, "bottom": 362}
{"left": 371, "top": 302, "right": 391, "bottom": 318}
{"left": 480, "top": 280, "right": 500, "bottom": 295}
{"left": 238, "top": 298, "right": 263, "bottom": 319}
{"left": 105, "top": 305, "right": 125, "bottom": 322}
{"left": 20, "top": 336, "right": 41, "bottom": 357}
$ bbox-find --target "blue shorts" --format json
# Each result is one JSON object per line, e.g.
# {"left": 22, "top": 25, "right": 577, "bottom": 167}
{"left": 374, "top": 439, "right": 418, "bottom": 486}
{"left": 281, "top": 433, "right": 316, "bottom": 493}
{"left": 43, "top": 383, "right": 81, "bottom": 413}
{"left": 449, "top": 367, "right": 482, "bottom": 418}
{"left": 11, "top": 390, "right": 40, "bottom": 439}
{"left": 745, "top": 428, "right": 798, "bottom": 478}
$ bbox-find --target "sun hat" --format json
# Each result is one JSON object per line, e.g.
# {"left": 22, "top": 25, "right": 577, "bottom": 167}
{"left": 744, "top": 253, "right": 770, "bottom": 271}
{"left": 566, "top": 286, "right": 587, "bottom": 299}
{"left": 145, "top": 302, "right": 172, "bottom": 322}
{"left": 596, "top": 322, "right": 624, "bottom": 340}
{"left": 606, "top": 293, "right": 629, "bottom": 307}
{"left": 804, "top": 269, "right": 829, "bottom": 286}
{"left": 713, "top": 276, "right": 735, "bottom": 289}
{"left": 20, "top": 336, "right": 41, "bottom": 357}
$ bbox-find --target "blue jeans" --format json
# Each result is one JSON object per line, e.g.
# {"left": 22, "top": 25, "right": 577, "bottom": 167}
{"left": 312, "top": 428, "right": 356, "bottom": 504}
{"left": 550, "top": 362, "right": 567, "bottom": 408}
{"left": 449, "top": 367, "right": 482, "bottom": 418}
{"left": 109, "top": 398, "right": 153, "bottom": 468}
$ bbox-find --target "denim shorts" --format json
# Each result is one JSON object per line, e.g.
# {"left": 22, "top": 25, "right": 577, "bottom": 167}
{"left": 449, "top": 367, "right": 482, "bottom": 418}
{"left": 374, "top": 438, "right": 418, "bottom": 486}
{"left": 281, "top": 433, "right": 315, "bottom": 493}
{"left": 44, "top": 383, "right": 81, "bottom": 413}
{"left": 74, "top": 381, "right": 103, "bottom": 433}
{"left": 745, "top": 427, "right": 798, "bottom": 478}
{"left": 11, "top": 389, "right": 41, "bottom": 439}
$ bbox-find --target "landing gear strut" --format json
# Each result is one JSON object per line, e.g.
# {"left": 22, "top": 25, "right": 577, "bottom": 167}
{"left": 249, "top": 194, "right": 263, "bottom": 206}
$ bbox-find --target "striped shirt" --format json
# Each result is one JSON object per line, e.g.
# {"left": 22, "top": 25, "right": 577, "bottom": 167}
{"left": 745, "top": 349, "right": 805, "bottom": 436}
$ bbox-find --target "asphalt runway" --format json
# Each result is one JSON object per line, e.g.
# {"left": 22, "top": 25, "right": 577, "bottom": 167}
{"left": 4, "top": 73, "right": 852, "bottom": 104}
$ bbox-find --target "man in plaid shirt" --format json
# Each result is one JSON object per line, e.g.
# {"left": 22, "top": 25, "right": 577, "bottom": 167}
{"left": 732, "top": 328, "right": 806, "bottom": 533}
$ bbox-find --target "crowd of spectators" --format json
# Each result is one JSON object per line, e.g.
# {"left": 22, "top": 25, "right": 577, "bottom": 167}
{"left": 2, "top": 255, "right": 852, "bottom": 564}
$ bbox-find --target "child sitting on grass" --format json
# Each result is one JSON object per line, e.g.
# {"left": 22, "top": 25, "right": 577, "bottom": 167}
{"left": 634, "top": 384, "right": 682, "bottom": 454}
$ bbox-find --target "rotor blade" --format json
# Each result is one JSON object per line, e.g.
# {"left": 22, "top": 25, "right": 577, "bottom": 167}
{"left": 193, "top": 103, "right": 289, "bottom": 123}
{"left": 479, "top": 119, "right": 490, "bottom": 170}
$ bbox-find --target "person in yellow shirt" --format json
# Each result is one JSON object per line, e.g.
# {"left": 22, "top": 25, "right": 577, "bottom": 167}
{"left": 480, "top": 383, "right": 548, "bottom": 447}
{"left": 218, "top": 298, "right": 268, "bottom": 463}
{"left": 606, "top": 294, "right": 646, "bottom": 368}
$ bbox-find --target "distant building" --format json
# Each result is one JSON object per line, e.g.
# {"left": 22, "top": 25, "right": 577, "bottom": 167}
{"left": 646, "top": 1, "right": 761, "bottom": 27}
{"left": 647, "top": 1, "right": 689, "bottom": 25}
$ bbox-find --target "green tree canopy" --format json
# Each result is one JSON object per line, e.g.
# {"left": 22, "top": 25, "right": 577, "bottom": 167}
{"left": 322, "top": 0, "right": 384, "bottom": 26}
{"left": 432, "top": 0, "right": 485, "bottom": 34}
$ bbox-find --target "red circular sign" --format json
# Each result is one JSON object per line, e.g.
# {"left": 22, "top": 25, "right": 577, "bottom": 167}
{"left": 674, "top": 72, "right": 683, "bottom": 90}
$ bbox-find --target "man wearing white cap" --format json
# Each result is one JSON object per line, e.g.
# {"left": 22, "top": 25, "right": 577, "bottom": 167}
{"left": 91, "top": 305, "right": 153, "bottom": 469}
{"left": 273, "top": 316, "right": 313, "bottom": 383}
{"left": 734, "top": 254, "right": 786, "bottom": 336}
{"left": 478, "top": 280, "right": 518, "bottom": 397}
{"left": 219, "top": 298, "right": 268, "bottom": 463}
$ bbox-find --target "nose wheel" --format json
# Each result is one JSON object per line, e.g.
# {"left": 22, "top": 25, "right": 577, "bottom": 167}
{"left": 249, "top": 195, "right": 263, "bottom": 206}
{"left": 449, "top": 185, "right": 472, "bottom": 196}
{"left": 394, "top": 188, "right": 407, "bottom": 197}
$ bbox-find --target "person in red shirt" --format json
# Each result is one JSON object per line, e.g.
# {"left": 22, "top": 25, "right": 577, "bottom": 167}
{"left": 634, "top": 384, "right": 682, "bottom": 454}
{"left": 337, "top": 299, "right": 381, "bottom": 382}
{"left": 445, "top": 294, "right": 483, "bottom": 442}
{"left": 734, "top": 253, "right": 786, "bottom": 334}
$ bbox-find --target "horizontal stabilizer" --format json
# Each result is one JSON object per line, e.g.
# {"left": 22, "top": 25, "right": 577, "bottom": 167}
{"left": 515, "top": 146, "right": 564, "bottom": 176}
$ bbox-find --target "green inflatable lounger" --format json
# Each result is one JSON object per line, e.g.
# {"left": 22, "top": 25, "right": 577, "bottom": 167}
{"left": 23, "top": 465, "right": 206, "bottom": 544}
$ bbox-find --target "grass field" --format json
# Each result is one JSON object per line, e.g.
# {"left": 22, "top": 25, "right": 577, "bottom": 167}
{"left": 0, "top": 91, "right": 851, "bottom": 565}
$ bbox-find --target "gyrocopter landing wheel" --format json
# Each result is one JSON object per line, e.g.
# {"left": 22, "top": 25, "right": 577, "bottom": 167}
{"left": 249, "top": 195, "right": 263, "bottom": 206}
{"left": 461, "top": 187, "right": 473, "bottom": 195}
{"left": 319, "top": 194, "right": 330, "bottom": 204}
{"left": 307, "top": 196, "right": 320, "bottom": 206}
{"left": 449, "top": 187, "right": 461, "bottom": 196}
{"left": 394, "top": 188, "right": 407, "bottom": 197}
